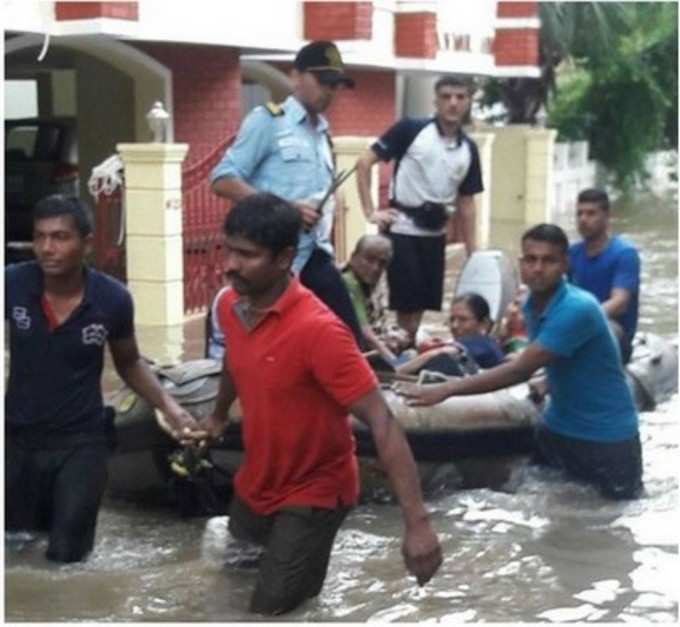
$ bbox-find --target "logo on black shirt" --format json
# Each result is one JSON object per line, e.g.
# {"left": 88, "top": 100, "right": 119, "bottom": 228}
{"left": 82, "top": 324, "right": 108, "bottom": 346}
{"left": 12, "top": 307, "right": 31, "bottom": 330}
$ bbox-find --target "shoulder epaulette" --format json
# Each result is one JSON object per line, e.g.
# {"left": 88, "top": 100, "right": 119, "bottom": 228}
{"left": 264, "top": 102, "right": 284, "bottom": 117}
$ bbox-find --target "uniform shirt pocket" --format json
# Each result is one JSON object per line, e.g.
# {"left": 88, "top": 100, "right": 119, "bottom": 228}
{"left": 278, "top": 136, "right": 314, "bottom": 162}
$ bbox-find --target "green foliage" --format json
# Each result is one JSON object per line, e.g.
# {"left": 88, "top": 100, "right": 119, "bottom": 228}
{"left": 545, "top": 2, "right": 677, "bottom": 189}
{"left": 547, "top": 68, "right": 592, "bottom": 141}
{"left": 484, "top": 2, "right": 678, "bottom": 190}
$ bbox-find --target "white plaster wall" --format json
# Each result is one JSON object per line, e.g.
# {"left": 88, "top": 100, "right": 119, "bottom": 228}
{"left": 128, "top": 0, "right": 304, "bottom": 49}
{"left": 4, "top": 80, "right": 39, "bottom": 118}
{"left": 2, "top": 0, "right": 54, "bottom": 34}
{"left": 5, "top": 0, "right": 499, "bottom": 65}
{"left": 437, "top": 0, "right": 496, "bottom": 50}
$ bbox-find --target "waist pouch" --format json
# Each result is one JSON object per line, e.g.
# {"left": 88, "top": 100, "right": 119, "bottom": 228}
{"left": 391, "top": 200, "right": 448, "bottom": 230}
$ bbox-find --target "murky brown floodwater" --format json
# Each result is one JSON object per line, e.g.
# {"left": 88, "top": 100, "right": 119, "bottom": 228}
{"left": 5, "top": 191, "right": 678, "bottom": 622}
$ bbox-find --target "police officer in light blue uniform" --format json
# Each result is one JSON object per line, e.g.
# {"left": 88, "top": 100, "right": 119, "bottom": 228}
{"left": 211, "top": 40, "right": 364, "bottom": 346}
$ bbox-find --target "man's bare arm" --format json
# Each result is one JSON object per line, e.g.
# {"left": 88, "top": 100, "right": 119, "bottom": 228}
{"left": 356, "top": 150, "right": 398, "bottom": 230}
{"left": 191, "top": 364, "right": 239, "bottom": 441}
{"left": 397, "top": 342, "right": 556, "bottom": 406}
{"left": 109, "top": 336, "right": 202, "bottom": 439}
{"left": 350, "top": 389, "right": 442, "bottom": 585}
{"left": 212, "top": 176, "right": 319, "bottom": 228}
{"left": 211, "top": 176, "right": 258, "bottom": 203}
{"left": 455, "top": 194, "right": 477, "bottom": 257}
{"left": 602, "top": 287, "right": 632, "bottom": 318}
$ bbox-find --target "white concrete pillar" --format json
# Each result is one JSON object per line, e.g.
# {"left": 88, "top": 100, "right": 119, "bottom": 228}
{"left": 332, "top": 136, "right": 379, "bottom": 264}
{"left": 117, "top": 143, "right": 189, "bottom": 327}
{"left": 468, "top": 129, "right": 495, "bottom": 250}
{"left": 402, "top": 75, "right": 437, "bottom": 117}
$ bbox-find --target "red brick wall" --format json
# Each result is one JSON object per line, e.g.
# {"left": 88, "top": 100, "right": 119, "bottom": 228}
{"left": 325, "top": 70, "right": 394, "bottom": 136}
{"left": 55, "top": 2, "right": 138, "bottom": 20}
{"left": 394, "top": 12, "right": 437, "bottom": 58}
{"left": 133, "top": 43, "right": 241, "bottom": 164}
{"left": 304, "top": 2, "right": 372, "bottom": 40}
{"left": 496, "top": 2, "right": 537, "bottom": 18}
{"left": 325, "top": 70, "right": 396, "bottom": 207}
{"left": 493, "top": 29, "right": 539, "bottom": 66}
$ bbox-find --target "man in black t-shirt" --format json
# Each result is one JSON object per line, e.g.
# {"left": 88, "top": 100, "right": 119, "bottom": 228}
{"left": 5, "top": 194, "right": 200, "bottom": 563}
{"left": 356, "top": 75, "right": 484, "bottom": 343}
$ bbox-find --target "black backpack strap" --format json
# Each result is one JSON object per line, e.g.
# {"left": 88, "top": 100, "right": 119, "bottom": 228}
{"left": 324, "top": 130, "right": 337, "bottom": 172}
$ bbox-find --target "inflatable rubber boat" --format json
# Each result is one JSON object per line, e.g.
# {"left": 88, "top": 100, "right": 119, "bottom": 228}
{"left": 106, "top": 251, "right": 678, "bottom": 509}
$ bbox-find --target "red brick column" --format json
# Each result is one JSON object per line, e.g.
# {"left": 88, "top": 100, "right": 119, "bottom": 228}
{"left": 497, "top": 2, "right": 537, "bottom": 18}
{"left": 493, "top": 29, "right": 539, "bottom": 66}
{"left": 394, "top": 11, "right": 437, "bottom": 58}
{"left": 304, "top": 2, "right": 373, "bottom": 40}
{"left": 493, "top": 1, "right": 539, "bottom": 67}
{"left": 55, "top": 2, "right": 138, "bottom": 20}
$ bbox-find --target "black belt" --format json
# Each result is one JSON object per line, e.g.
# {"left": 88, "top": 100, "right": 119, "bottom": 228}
{"left": 389, "top": 200, "right": 449, "bottom": 230}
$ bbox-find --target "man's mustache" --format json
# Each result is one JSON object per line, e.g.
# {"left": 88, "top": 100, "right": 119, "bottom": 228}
{"left": 226, "top": 271, "right": 247, "bottom": 286}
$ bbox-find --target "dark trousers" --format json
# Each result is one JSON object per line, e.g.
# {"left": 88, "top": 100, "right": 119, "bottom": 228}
{"left": 5, "top": 436, "right": 110, "bottom": 562}
{"left": 386, "top": 233, "right": 446, "bottom": 312}
{"left": 533, "top": 424, "right": 643, "bottom": 500}
{"left": 300, "top": 248, "right": 366, "bottom": 349}
{"left": 228, "top": 495, "right": 350, "bottom": 615}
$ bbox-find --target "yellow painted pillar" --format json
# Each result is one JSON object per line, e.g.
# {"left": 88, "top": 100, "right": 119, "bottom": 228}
{"left": 468, "top": 129, "right": 495, "bottom": 250}
{"left": 487, "top": 126, "right": 557, "bottom": 251}
{"left": 332, "top": 136, "right": 379, "bottom": 264}
{"left": 525, "top": 128, "right": 558, "bottom": 224}
{"left": 117, "top": 143, "right": 189, "bottom": 327}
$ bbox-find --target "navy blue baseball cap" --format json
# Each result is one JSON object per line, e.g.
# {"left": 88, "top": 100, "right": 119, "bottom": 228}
{"left": 294, "top": 40, "right": 355, "bottom": 88}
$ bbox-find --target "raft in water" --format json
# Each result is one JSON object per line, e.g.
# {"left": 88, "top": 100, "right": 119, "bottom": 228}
{"left": 106, "top": 331, "right": 677, "bottom": 507}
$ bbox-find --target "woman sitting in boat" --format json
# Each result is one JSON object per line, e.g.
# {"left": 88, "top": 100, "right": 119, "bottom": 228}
{"left": 396, "top": 292, "right": 505, "bottom": 376}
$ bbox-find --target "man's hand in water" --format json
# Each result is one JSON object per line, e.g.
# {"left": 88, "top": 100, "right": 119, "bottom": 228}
{"left": 395, "top": 381, "right": 452, "bottom": 407}
{"left": 402, "top": 517, "right": 443, "bottom": 585}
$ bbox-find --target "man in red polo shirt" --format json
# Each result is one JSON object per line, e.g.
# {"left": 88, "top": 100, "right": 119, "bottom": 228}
{"left": 165, "top": 192, "right": 441, "bottom": 615}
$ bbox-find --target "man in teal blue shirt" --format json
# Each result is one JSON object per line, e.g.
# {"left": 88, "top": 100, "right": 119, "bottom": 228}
{"left": 211, "top": 40, "right": 363, "bottom": 346}
{"left": 396, "top": 223, "right": 642, "bottom": 500}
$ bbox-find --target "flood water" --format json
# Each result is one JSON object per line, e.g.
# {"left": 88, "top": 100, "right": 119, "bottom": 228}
{"left": 4, "top": 191, "right": 678, "bottom": 622}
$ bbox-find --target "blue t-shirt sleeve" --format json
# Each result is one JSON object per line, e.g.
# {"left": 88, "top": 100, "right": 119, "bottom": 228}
{"left": 535, "top": 298, "right": 601, "bottom": 358}
{"left": 612, "top": 245, "right": 640, "bottom": 293}
{"left": 458, "top": 139, "right": 484, "bottom": 196}
{"left": 207, "top": 286, "right": 229, "bottom": 359}
{"left": 566, "top": 244, "right": 577, "bottom": 281}
{"left": 109, "top": 288, "right": 134, "bottom": 341}
{"left": 210, "top": 108, "right": 274, "bottom": 184}
{"left": 460, "top": 335, "right": 504, "bottom": 368}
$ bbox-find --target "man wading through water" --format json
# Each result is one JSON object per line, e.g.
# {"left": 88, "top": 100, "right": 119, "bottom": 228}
{"left": 397, "top": 224, "right": 643, "bottom": 501}
{"left": 160, "top": 193, "right": 442, "bottom": 615}
{"left": 5, "top": 195, "right": 199, "bottom": 563}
